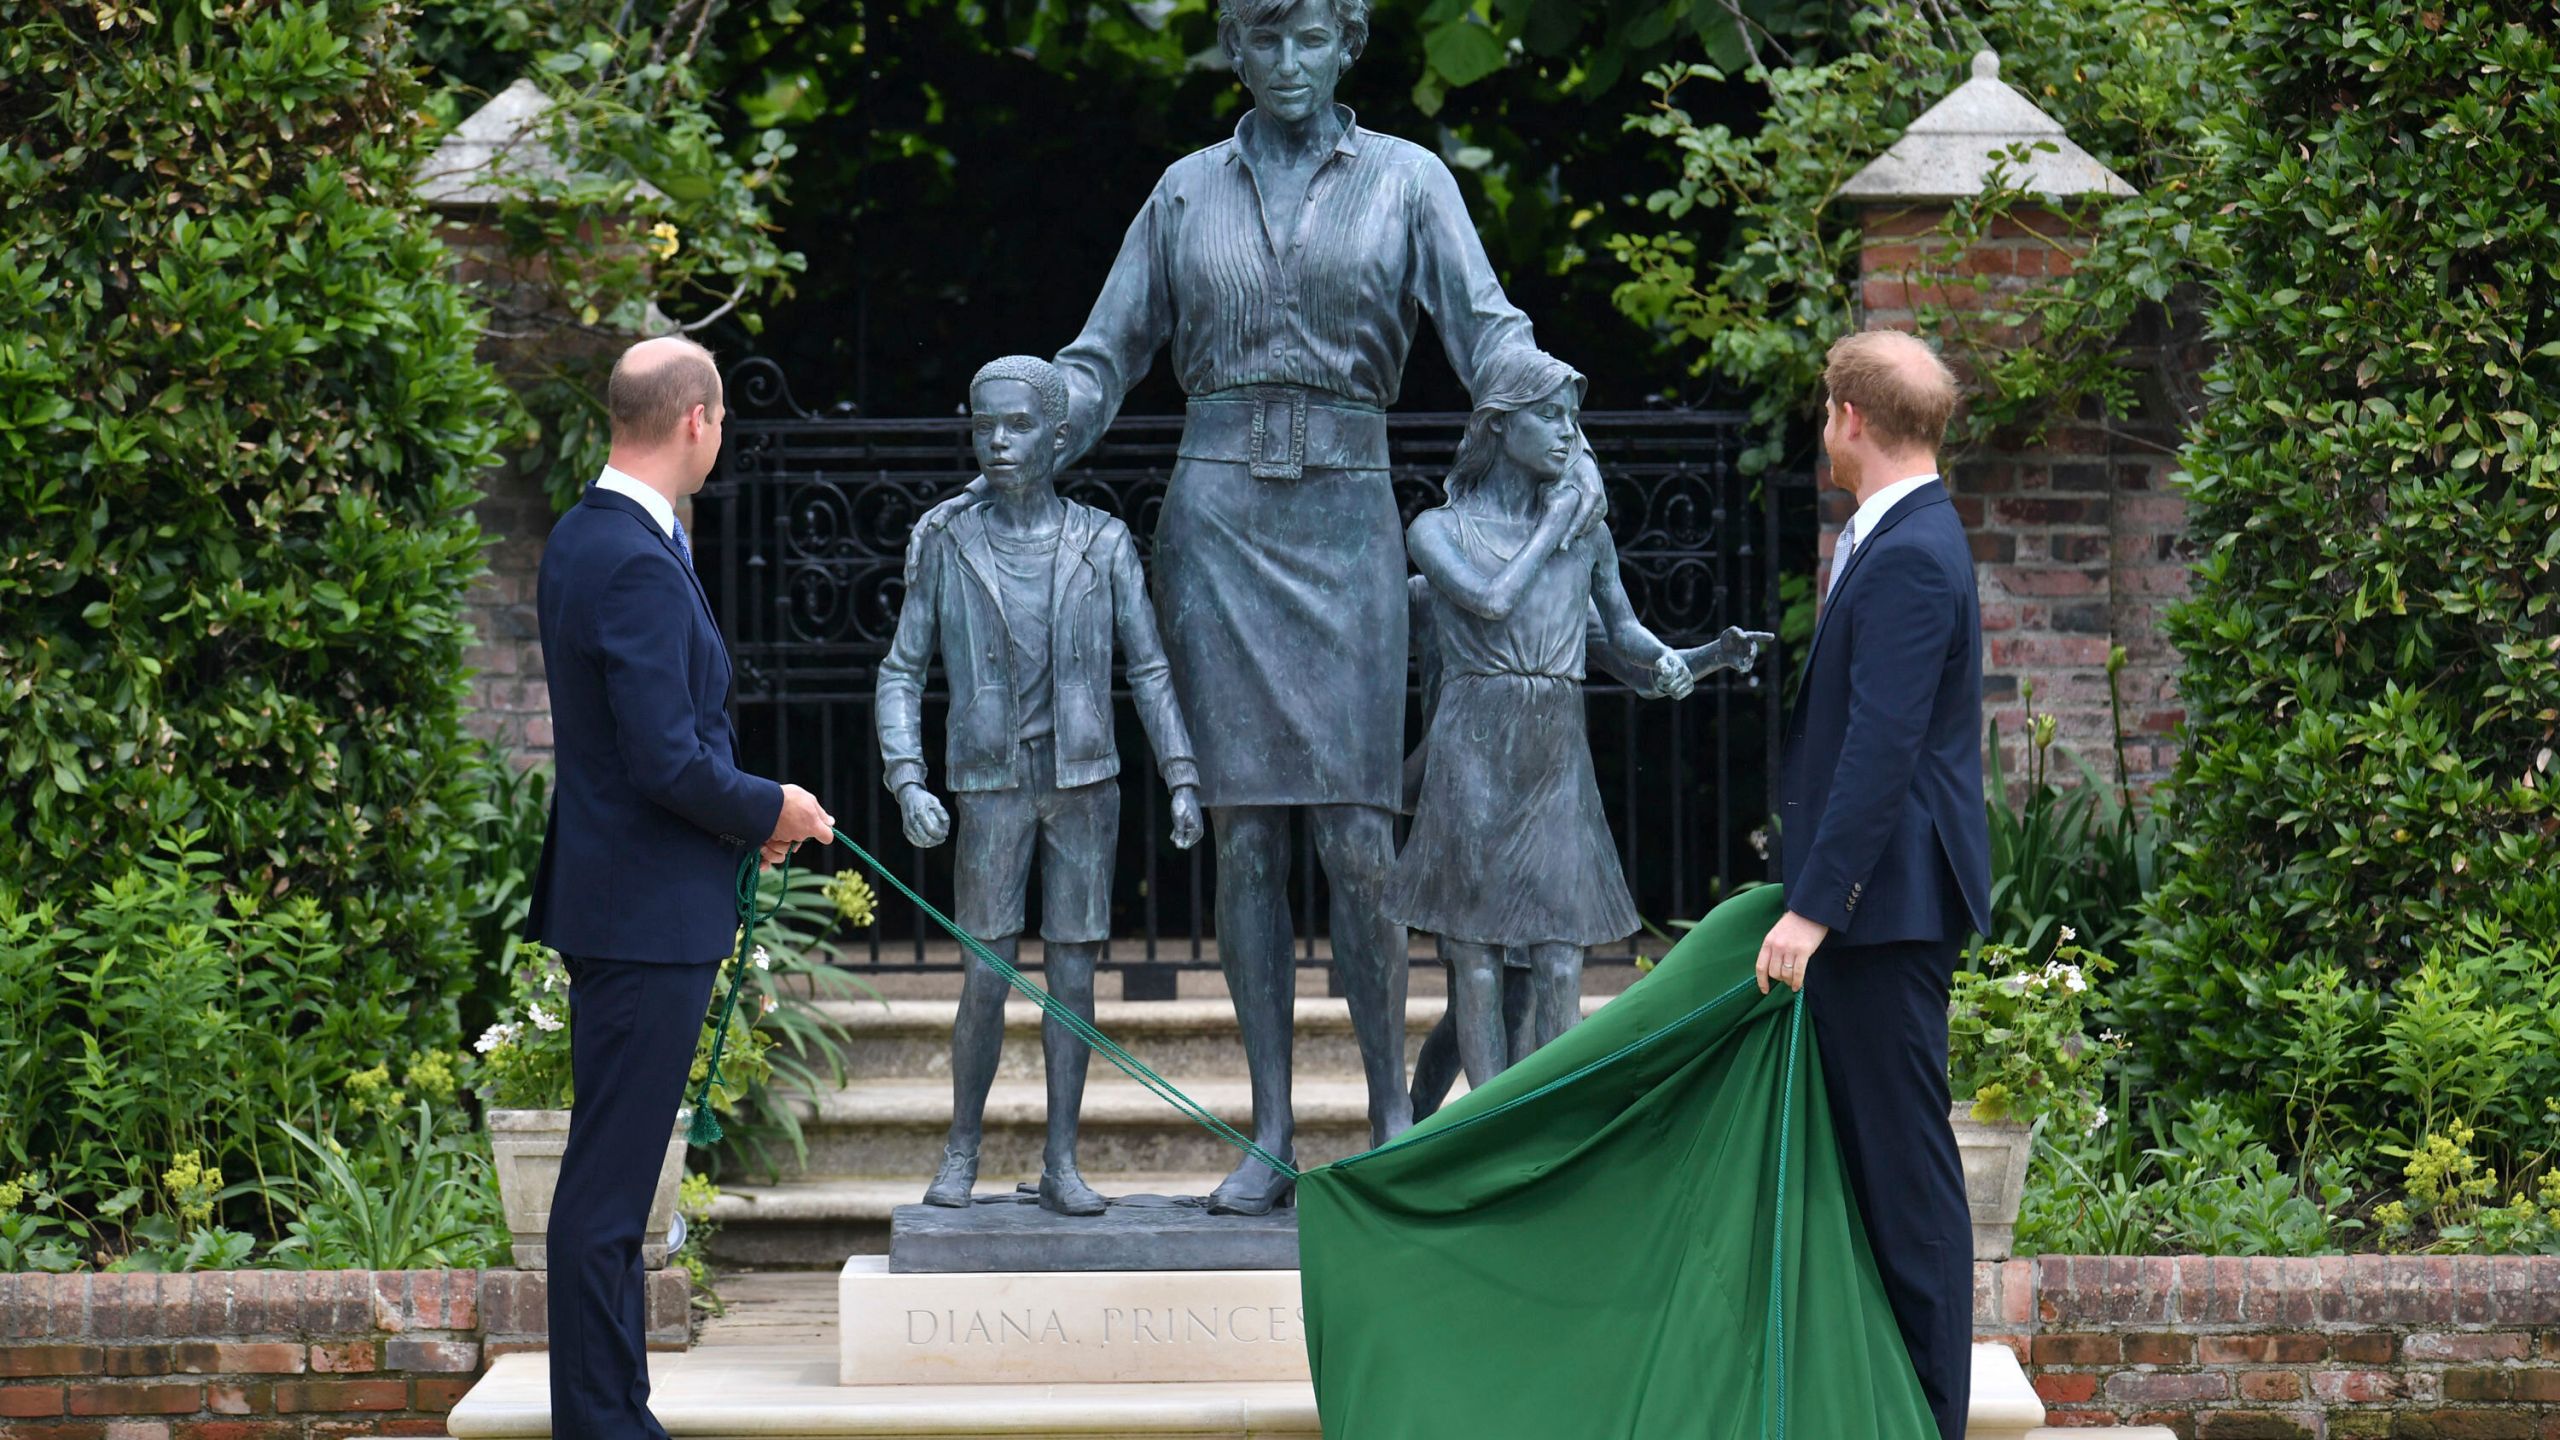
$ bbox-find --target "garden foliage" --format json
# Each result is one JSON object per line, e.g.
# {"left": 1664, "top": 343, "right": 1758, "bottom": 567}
{"left": 0, "top": 1, "right": 512, "bottom": 1238}
{"left": 2121, "top": 2, "right": 2560, "bottom": 1159}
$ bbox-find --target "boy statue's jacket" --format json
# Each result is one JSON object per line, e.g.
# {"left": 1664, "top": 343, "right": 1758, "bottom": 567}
{"left": 879, "top": 501, "right": 1199, "bottom": 795}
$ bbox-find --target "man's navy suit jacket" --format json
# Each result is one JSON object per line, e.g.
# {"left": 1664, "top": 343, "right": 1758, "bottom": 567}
{"left": 525, "top": 487, "right": 784, "bottom": 965}
{"left": 1779, "top": 481, "right": 1992, "bottom": 946}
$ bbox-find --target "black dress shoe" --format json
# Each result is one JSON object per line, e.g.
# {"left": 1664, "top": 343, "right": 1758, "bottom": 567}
{"left": 1038, "top": 1165, "right": 1108, "bottom": 1217}
{"left": 922, "top": 1145, "right": 978, "bottom": 1208}
{"left": 1205, "top": 1156, "right": 1297, "bottom": 1216}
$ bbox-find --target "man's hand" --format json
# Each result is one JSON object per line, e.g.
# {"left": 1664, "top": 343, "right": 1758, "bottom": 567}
{"left": 1755, "top": 909, "right": 1831, "bottom": 994}
{"left": 772, "top": 783, "right": 836, "bottom": 847}
{"left": 897, "top": 784, "right": 951, "bottom": 849}
{"left": 759, "top": 837, "right": 795, "bottom": 871}
{"left": 1168, "top": 785, "right": 1205, "bottom": 851}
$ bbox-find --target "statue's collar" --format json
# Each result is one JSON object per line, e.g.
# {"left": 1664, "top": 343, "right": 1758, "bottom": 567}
{"left": 1226, "top": 104, "right": 1363, "bottom": 165}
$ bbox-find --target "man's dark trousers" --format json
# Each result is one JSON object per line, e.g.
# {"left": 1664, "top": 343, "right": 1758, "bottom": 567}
{"left": 546, "top": 956, "right": 719, "bottom": 1440}
{"left": 1804, "top": 936, "right": 1973, "bottom": 1440}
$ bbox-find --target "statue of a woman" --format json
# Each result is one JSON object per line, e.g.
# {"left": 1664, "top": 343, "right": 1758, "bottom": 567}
{"left": 915, "top": 0, "right": 1599, "bottom": 1214}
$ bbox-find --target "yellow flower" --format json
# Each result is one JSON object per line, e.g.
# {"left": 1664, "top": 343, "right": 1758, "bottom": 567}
{"left": 648, "top": 222, "right": 682, "bottom": 261}
{"left": 162, "top": 1151, "right": 220, "bottom": 1228}
{"left": 825, "top": 870, "right": 878, "bottom": 928}
{"left": 0, "top": 1177, "right": 24, "bottom": 1212}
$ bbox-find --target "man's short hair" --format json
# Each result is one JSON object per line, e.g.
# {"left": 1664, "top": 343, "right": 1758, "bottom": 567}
{"left": 1823, "top": 330, "right": 1959, "bottom": 453}
{"left": 606, "top": 339, "right": 722, "bottom": 446}
{"left": 1219, "top": 0, "right": 1369, "bottom": 62}
{"left": 970, "top": 355, "right": 1069, "bottom": 429}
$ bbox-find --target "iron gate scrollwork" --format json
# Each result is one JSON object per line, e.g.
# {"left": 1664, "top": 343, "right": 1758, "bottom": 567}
{"left": 698, "top": 357, "right": 1803, "bottom": 987}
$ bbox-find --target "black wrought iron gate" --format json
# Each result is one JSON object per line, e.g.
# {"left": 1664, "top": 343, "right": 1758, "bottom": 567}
{"left": 699, "top": 358, "right": 1804, "bottom": 991}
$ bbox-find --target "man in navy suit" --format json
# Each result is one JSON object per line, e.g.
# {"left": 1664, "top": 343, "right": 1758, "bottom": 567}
{"left": 1757, "top": 329, "right": 1992, "bottom": 1440}
{"left": 525, "top": 336, "right": 835, "bottom": 1439}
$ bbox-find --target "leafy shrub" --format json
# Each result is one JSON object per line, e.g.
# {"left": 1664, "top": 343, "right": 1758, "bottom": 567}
{"left": 269, "top": 1102, "right": 503, "bottom": 1271}
{"left": 2020, "top": 1098, "right": 2355, "bottom": 1258}
{"left": 413, "top": 0, "right": 803, "bottom": 506}
{"left": 1948, "top": 936, "right": 2119, "bottom": 1133}
{"left": 1609, "top": 0, "right": 2242, "bottom": 468}
{"left": 2125, "top": 3, "right": 2560, "bottom": 1122}
{"left": 0, "top": 0, "right": 514, "bottom": 1235}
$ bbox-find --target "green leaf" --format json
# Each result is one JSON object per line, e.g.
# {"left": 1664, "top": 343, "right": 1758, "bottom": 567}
{"left": 1423, "top": 18, "right": 1508, "bottom": 88}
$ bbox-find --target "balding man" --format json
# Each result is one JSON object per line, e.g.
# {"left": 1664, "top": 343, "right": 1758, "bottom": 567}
{"left": 525, "top": 336, "right": 833, "bottom": 1440}
{"left": 1756, "top": 329, "right": 1991, "bottom": 1440}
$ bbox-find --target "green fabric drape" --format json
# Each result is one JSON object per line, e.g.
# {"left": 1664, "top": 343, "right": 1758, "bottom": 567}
{"left": 1299, "top": 885, "right": 1938, "bottom": 1440}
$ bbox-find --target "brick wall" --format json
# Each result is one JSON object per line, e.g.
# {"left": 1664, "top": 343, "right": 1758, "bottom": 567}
{"left": 1838, "top": 204, "right": 2198, "bottom": 787}
{"left": 0, "top": 1269, "right": 686, "bottom": 1438}
{"left": 1975, "top": 1255, "right": 2560, "bottom": 1436}
{"left": 463, "top": 459, "right": 556, "bottom": 768}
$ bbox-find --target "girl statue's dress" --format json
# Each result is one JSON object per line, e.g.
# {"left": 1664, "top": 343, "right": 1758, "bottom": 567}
{"left": 1385, "top": 506, "right": 1641, "bottom": 949}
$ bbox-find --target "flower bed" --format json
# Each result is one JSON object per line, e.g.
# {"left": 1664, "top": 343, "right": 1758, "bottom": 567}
{"left": 1975, "top": 1255, "right": 2560, "bottom": 1434}
{"left": 0, "top": 1268, "right": 686, "bottom": 1434}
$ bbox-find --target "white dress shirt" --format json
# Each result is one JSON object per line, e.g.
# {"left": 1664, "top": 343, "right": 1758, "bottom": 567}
{"left": 1839, "top": 471, "right": 1941, "bottom": 570}
{"left": 594, "top": 465, "right": 677, "bottom": 539}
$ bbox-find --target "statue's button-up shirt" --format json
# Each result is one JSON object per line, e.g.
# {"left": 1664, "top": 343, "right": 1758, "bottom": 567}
{"left": 1055, "top": 106, "right": 1541, "bottom": 459}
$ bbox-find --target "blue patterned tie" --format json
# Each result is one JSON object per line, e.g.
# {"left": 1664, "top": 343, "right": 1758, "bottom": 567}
{"left": 672, "top": 515, "right": 694, "bottom": 570}
{"left": 1824, "top": 516, "right": 1858, "bottom": 601}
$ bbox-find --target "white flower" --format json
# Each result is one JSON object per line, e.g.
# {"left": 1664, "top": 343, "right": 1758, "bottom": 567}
{"left": 2059, "top": 965, "right": 2086, "bottom": 994}
{"left": 475, "top": 1021, "right": 521, "bottom": 1055}
{"left": 761, "top": 994, "right": 778, "bottom": 1017}
{"left": 2001, "top": 973, "right": 2032, "bottom": 995}
{"left": 2058, "top": 925, "right": 2078, "bottom": 944}
{"left": 2099, "top": 1029, "right": 2125, "bottom": 1045}
{"left": 541, "top": 966, "right": 563, "bottom": 991}
{"left": 528, "top": 1002, "right": 563, "bottom": 1033}
{"left": 2086, "top": 1105, "right": 2110, "bottom": 1135}
{"left": 752, "top": 945, "right": 771, "bottom": 971}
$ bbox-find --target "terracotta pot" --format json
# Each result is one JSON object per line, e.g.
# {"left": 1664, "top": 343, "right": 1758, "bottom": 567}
{"left": 1947, "top": 1103, "right": 2035, "bottom": 1261}
{"left": 488, "top": 1108, "right": 689, "bottom": 1270}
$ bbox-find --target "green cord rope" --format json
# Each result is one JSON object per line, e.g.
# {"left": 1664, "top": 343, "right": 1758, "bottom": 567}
{"left": 689, "top": 829, "right": 1298, "bottom": 1179}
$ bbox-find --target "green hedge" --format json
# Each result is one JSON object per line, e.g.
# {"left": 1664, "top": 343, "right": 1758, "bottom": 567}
{"left": 0, "top": 2, "right": 512, "bottom": 1220}
{"left": 2125, "top": 1, "right": 2560, "bottom": 1164}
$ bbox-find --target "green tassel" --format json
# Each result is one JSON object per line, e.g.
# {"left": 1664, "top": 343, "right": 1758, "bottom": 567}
{"left": 686, "top": 1104, "right": 723, "bottom": 1147}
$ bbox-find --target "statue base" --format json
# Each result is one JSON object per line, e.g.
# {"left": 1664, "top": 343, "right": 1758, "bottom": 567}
{"left": 888, "top": 1189, "right": 1298, "bottom": 1273}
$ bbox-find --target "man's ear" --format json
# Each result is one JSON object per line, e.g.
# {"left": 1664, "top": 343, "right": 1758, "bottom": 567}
{"left": 1051, "top": 422, "right": 1069, "bottom": 454}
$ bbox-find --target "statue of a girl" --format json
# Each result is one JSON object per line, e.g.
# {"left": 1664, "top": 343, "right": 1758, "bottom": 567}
{"left": 1386, "top": 350, "right": 1770, "bottom": 1088}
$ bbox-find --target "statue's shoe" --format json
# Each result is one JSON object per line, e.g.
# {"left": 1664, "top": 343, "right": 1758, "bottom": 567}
{"left": 1037, "top": 1166, "right": 1108, "bottom": 1217}
{"left": 1205, "top": 1155, "right": 1297, "bottom": 1216}
{"left": 921, "top": 1146, "right": 978, "bottom": 1208}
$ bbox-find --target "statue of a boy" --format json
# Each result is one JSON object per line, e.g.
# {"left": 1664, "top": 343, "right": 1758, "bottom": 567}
{"left": 877, "top": 355, "right": 1206, "bottom": 1217}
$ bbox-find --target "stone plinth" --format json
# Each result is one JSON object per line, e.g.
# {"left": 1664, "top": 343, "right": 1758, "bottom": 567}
{"left": 838, "top": 1257, "right": 1306, "bottom": 1387}
{"left": 888, "top": 1191, "right": 1297, "bottom": 1274}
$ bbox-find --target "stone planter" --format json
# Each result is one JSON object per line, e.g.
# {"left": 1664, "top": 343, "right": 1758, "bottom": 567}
{"left": 1948, "top": 1103, "right": 2035, "bottom": 1261}
{"left": 489, "top": 1108, "right": 690, "bottom": 1270}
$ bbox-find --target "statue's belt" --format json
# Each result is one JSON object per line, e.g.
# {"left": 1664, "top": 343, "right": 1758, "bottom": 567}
{"left": 1181, "top": 388, "right": 1389, "bottom": 480}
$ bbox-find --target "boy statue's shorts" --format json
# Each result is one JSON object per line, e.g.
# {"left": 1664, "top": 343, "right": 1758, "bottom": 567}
{"left": 950, "top": 736, "right": 1120, "bottom": 945}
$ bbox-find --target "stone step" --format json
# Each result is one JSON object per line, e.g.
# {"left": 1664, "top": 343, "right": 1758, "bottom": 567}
{"left": 811, "top": 991, "right": 1608, "bottom": 1079}
{"left": 779, "top": 1076, "right": 1383, "bottom": 1177}
{"left": 444, "top": 1341, "right": 2120, "bottom": 1438}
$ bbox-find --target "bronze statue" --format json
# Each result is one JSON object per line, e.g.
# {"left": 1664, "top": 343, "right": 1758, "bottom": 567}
{"left": 914, "top": 0, "right": 1607, "bottom": 1214}
{"left": 878, "top": 356, "right": 1205, "bottom": 1216}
